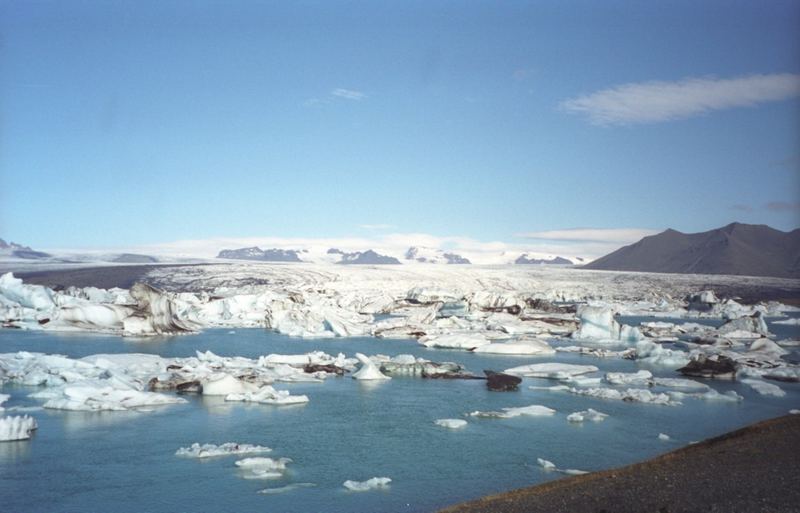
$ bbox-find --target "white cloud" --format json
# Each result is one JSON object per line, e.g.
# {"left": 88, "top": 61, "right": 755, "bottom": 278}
{"left": 561, "top": 73, "right": 800, "bottom": 125}
{"left": 515, "top": 228, "right": 660, "bottom": 243}
{"left": 331, "top": 88, "right": 366, "bottom": 101}
{"left": 358, "top": 224, "right": 395, "bottom": 230}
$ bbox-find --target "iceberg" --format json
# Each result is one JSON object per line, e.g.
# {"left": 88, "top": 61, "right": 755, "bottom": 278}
{"left": 741, "top": 379, "right": 785, "bottom": 397}
{"left": 473, "top": 338, "right": 555, "bottom": 355}
{"left": 201, "top": 374, "right": 259, "bottom": 396}
{"left": 351, "top": 353, "right": 390, "bottom": 380}
{"left": 418, "top": 333, "right": 491, "bottom": 350}
{"left": 566, "top": 408, "right": 608, "bottom": 423}
{"left": 343, "top": 477, "right": 391, "bottom": 491}
{"left": 0, "top": 415, "right": 38, "bottom": 441}
{"left": 503, "top": 363, "right": 598, "bottom": 379}
{"left": 235, "top": 456, "right": 292, "bottom": 479}
{"left": 469, "top": 404, "right": 556, "bottom": 418}
{"left": 225, "top": 386, "right": 309, "bottom": 405}
{"left": 175, "top": 443, "right": 272, "bottom": 458}
{"left": 434, "top": 418, "right": 467, "bottom": 429}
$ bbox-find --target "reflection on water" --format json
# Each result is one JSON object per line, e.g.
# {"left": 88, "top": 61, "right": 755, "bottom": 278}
{"left": 0, "top": 437, "right": 32, "bottom": 463}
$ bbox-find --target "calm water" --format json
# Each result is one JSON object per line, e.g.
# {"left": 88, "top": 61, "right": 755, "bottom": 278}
{"left": 1, "top": 324, "right": 798, "bottom": 513}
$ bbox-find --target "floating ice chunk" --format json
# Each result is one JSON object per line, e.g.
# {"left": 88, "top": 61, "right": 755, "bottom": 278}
{"left": 257, "top": 483, "right": 317, "bottom": 494}
{"left": 537, "top": 457, "right": 588, "bottom": 475}
{"left": 352, "top": 353, "right": 390, "bottom": 380}
{"left": 658, "top": 433, "right": 671, "bottom": 441}
{"left": 605, "top": 370, "right": 652, "bottom": 386}
{"left": 651, "top": 377, "right": 709, "bottom": 390}
{"left": 42, "top": 386, "right": 186, "bottom": 411}
{"left": 473, "top": 339, "right": 555, "bottom": 355}
{"left": 343, "top": 477, "right": 391, "bottom": 491}
{"left": 741, "top": 379, "right": 785, "bottom": 397}
{"left": 537, "top": 458, "right": 556, "bottom": 470}
{"left": 225, "top": 386, "right": 309, "bottom": 405}
{"left": 0, "top": 272, "right": 55, "bottom": 310}
{"left": 568, "top": 387, "right": 679, "bottom": 406}
{"left": 470, "top": 404, "right": 556, "bottom": 418}
{"left": 235, "top": 457, "right": 292, "bottom": 479}
{"left": 175, "top": 443, "right": 272, "bottom": 458}
{"left": 419, "top": 333, "right": 491, "bottom": 350}
{"left": 434, "top": 418, "right": 467, "bottom": 429}
{"left": 572, "top": 305, "right": 620, "bottom": 341}
{"left": 693, "top": 389, "right": 743, "bottom": 402}
{"left": 202, "top": 374, "right": 258, "bottom": 396}
{"left": 556, "top": 346, "right": 629, "bottom": 358}
{"left": 748, "top": 338, "right": 788, "bottom": 356}
{"left": 566, "top": 408, "right": 608, "bottom": 423}
{"left": 633, "top": 341, "right": 690, "bottom": 368}
{"left": 790, "top": 409, "right": 800, "bottom": 414}
{"left": 561, "top": 469, "right": 589, "bottom": 475}
{"left": 503, "top": 363, "right": 598, "bottom": 380}
{"left": 762, "top": 367, "right": 800, "bottom": 383}
{"left": 0, "top": 415, "right": 38, "bottom": 441}
{"left": 773, "top": 318, "right": 800, "bottom": 325}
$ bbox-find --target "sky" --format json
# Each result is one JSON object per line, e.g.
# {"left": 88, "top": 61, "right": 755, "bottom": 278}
{"left": 1, "top": 0, "right": 799, "bottom": 259}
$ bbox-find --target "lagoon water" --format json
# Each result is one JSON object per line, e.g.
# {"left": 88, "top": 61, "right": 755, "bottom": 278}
{"left": 1, "top": 324, "right": 798, "bottom": 513}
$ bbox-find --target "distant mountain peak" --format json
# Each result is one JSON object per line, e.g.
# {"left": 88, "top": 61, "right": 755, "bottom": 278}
{"left": 0, "top": 238, "right": 50, "bottom": 259}
{"left": 404, "top": 246, "right": 471, "bottom": 264}
{"left": 217, "top": 247, "right": 304, "bottom": 262}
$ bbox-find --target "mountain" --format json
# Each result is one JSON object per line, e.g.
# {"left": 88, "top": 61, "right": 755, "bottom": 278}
{"left": 584, "top": 223, "right": 800, "bottom": 278}
{"left": 217, "top": 247, "right": 304, "bottom": 262}
{"left": 334, "top": 249, "right": 401, "bottom": 265}
{"left": 404, "top": 247, "right": 471, "bottom": 264}
{"left": 0, "top": 238, "right": 51, "bottom": 259}
{"left": 112, "top": 253, "right": 158, "bottom": 263}
{"left": 515, "top": 254, "right": 573, "bottom": 265}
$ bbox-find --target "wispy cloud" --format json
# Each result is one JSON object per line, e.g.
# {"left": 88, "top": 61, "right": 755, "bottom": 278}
{"left": 561, "top": 73, "right": 800, "bottom": 125}
{"left": 358, "top": 224, "right": 395, "bottom": 230}
{"left": 766, "top": 201, "right": 800, "bottom": 212}
{"left": 331, "top": 88, "right": 366, "bottom": 101}
{"left": 515, "top": 228, "right": 660, "bottom": 243}
{"left": 731, "top": 204, "right": 754, "bottom": 212}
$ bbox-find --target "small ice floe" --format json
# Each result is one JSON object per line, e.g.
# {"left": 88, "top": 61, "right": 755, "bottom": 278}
{"left": 566, "top": 408, "right": 608, "bottom": 423}
{"left": 605, "top": 370, "right": 652, "bottom": 386}
{"left": 556, "top": 346, "right": 629, "bottom": 358}
{"left": 567, "top": 387, "right": 679, "bottom": 406}
{"left": 201, "top": 374, "right": 258, "bottom": 396}
{"left": 352, "top": 353, "right": 391, "bottom": 380}
{"left": 0, "top": 415, "right": 38, "bottom": 441}
{"left": 434, "top": 419, "right": 467, "bottom": 429}
{"left": 257, "top": 483, "right": 316, "bottom": 495}
{"left": 469, "top": 404, "right": 556, "bottom": 419}
{"left": 658, "top": 433, "right": 671, "bottom": 441}
{"left": 773, "top": 318, "right": 800, "bottom": 325}
{"left": 537, "top": 458, "right": 588, "bottom": 476}
{"left": 503, "top": 363, "right": 599, "bottom": 380}
{"left": 473, "top": 339, "right": 555, "bottom": 355}
{"left": 225, "top": 386, "right": 309, "bottom": 405}
{"left": 35, "top": 386, "right": 187, "bottom": 412}
{"left": 235, "top": 457, "right": 292, "bottom": 480}
{"left": 789, "top": 409, "right": 800, "bottom": 415}
{"left": 741, "top": 379, "right": 786, "bottom": 398}
{"left": 419, "top": 333, "right": 490, "bottom": 350}
{"left": 175, "top": 442, "right": 272, "bottom": 458}
{"left": 343, "top": 477, "right": 391, "bottom": 491}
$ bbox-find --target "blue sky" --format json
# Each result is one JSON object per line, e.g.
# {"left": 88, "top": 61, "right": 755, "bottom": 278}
{"left": 1, "top": 0, "right": 799, "bottom": 257}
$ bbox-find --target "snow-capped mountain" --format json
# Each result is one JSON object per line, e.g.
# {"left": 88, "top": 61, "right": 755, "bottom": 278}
{"left": 404, "top": 246, "right": 471, "bottom": 264}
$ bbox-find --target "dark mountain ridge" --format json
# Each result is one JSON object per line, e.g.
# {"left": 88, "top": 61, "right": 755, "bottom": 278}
{"left": 584, "top": 223, "right": 800, "bottom": 278}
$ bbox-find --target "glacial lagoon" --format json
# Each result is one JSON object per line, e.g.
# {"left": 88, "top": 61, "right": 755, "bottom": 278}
{"left": 1, "top": 323, "right": 798, "bottom": 513}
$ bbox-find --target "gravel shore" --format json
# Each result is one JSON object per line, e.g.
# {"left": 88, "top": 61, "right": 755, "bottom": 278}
{"left": 438, "top": 414, "right": 800, "bottom": 513}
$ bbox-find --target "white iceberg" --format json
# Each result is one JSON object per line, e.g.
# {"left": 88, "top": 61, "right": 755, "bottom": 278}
{"left": 225, "top": 386, "right": 309, "bottom": 405}
{"left": 470, "top": 404, "right": 556, "bottom": 418}
{"left": 175, "top": 442, "right": 272, "bottom": 458}
{"left": 473, "top": 338, "right": 555, "bottom": 355}
{"left": 740, "top": 379, "right": 785, "bottom": 397}
{"left": 0, "top": 415, "right": 38, "bottom": 441}
{"left": 343, "top": 477, "right": 392, "bottom": 491}
{"left": 503, "top": 363, "right": 598, "bottom": 380}
{"left": 352, "top": 353, "right": 390, "bottom": 380}
{"left": 434, "top": 418, "right": 467, "bottom": 429}
{"left": 419, "top": 333, "right": 491, "bottom": 350}
{"left": 658, "top": 433, "right": 671, "bottom": 441}
{"left": 566, "top": 408, "right": 608, "bottom": 423}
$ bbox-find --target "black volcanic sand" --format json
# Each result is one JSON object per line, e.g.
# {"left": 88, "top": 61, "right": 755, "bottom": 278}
{"left": 15, "top": 264, "right": 203, "bottom": 290}
{"left": 437, "top": 414, "right": 800, "bottom": 513}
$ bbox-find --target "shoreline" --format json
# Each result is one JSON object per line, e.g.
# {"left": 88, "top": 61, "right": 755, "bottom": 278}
{"left": 437, "top": 414, "right": 800, "bottom": 513}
